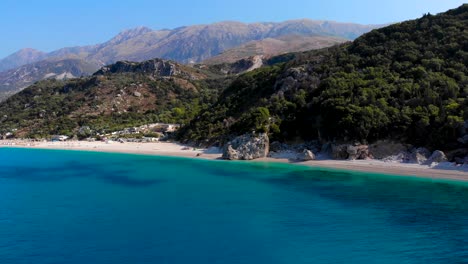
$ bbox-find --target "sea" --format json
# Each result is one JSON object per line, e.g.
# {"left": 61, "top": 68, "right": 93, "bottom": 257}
{"left": 0, "top": 147, "right": 468, "bottom": 264}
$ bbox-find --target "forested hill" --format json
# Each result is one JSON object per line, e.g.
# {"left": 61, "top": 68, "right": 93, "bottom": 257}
{"left": 178, "top": 4, "right": 468, "bottom": 150}
{"left": 0, "top": 59, "right": 228, "bottom": 138}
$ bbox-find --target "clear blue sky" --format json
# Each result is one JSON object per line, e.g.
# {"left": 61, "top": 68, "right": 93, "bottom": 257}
{"left": 0, "top": 0, "right": 466, "bottom": 58}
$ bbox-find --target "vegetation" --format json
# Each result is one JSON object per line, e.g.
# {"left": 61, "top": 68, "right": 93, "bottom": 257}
{"left": 179, "top": 5, "right": 468, "bottom": 150}
{"left": 0, "top": 69, "right": 226, "bottom": 138}
{"left": 0, "top": 5, "right": 467, "bottom": 153}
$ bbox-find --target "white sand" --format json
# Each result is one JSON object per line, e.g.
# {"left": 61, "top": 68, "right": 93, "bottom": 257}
{"left": 0, "top": 140, "right": 220, "bottom": 159}
{"left": 1, "top": 140, "right": 468, "bottom": 182}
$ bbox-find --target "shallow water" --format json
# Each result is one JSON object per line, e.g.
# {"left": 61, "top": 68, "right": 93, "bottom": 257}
{"left": 1, "top": 148, "right": 468, "bottom": 263}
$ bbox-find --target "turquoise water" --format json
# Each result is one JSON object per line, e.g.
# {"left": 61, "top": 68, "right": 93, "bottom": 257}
{"left": 1, "top": 148, "right": 468, "bottom": 263}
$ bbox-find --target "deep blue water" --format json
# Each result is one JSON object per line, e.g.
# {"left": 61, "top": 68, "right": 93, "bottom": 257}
{"left": 1, "top": 148, "right": 468, "bottom": 263}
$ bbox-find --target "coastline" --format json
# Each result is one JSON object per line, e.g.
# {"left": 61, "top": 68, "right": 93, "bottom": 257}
{"left": 1, "top": 140, "right": 468, "bottom": 182}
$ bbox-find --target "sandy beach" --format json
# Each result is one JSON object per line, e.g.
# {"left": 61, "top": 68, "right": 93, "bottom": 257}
{"left": 1, "top": 140, "right": 468, "bottom": 182}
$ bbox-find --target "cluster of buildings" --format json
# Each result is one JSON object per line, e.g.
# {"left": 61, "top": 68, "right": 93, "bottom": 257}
{"left": 51, "top": 123, "right": 180, "bottom": 143}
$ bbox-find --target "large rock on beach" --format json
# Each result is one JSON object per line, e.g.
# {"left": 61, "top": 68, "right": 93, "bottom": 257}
{"left": 425, "top": 150, "right": 448, "bottom": 164}
{"left": 406, "top": 147, "right": 431, "bottom": 164}
{"left": 331, "top": 144, "right": 348, "bottom": 159}
{"left": 297, "top": 149, "right": 316, "bottom": 161}
{"left": 331, "top": 143, "right": 370, "bottom": 160}
{"left": 222, "top": 133, "right": 269, "bottom": 160}
{"left": 369, "top": 140, "right": 408, "bottom": 159}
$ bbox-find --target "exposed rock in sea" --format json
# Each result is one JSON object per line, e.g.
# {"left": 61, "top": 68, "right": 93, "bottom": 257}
{"left": 222, "top": 133, "right": 269, "bottom": 160}
{"left": 297, "top": 149, "right": 316, "bottom": 161}
{"left": 425, "top": 150, "right": 448, "bottom": 164}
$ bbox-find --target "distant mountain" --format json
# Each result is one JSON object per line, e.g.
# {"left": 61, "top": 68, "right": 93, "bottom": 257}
{"left": 0, "top": 59, "right": 100, "bottom": 101}
{"left": 0, "top": 48, "right": 47, "bottom": 72}
{"left": 0, "top": 20, "right": 382, "bottom": 71}
{"left": 203, "top": 35, "right": 347, "bottom": 64}
{"left": 0, "top": 19, "right": 382, "bottom": 100}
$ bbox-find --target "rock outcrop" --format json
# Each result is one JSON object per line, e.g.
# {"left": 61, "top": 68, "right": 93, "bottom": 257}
{"left": 94, "top": 59, "right": 200, "bottom": 80}
{"left": 297, "top": 149, "right": 316, "bottom": 161}
{"left": 425, "top": 150, "right": 448, "bottom": 164}
{"left": 222, "top": 133, "right": 269, "bottom": 160}
{"left": 331, "top": 144, "right": 349, "bottom": 159}
{"left": 331, "top": 143, "right": 370, "bottom": 160}
{"left": 369, "top": 140, "right": 408, "bottom": 159}
{"left": 406, "top": 147, "right": 431, "bottom": 164}
{"left": 347, "top": 145, "right": 370, "bottom": 160}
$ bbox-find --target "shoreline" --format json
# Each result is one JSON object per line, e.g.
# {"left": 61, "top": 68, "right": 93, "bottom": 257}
{"left": 1, "top": 140, "right": 468, "bottom": 182}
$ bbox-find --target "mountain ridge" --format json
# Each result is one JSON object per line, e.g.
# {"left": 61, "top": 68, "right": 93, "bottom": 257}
{"left": 203, "top": 35, "right": 348, "bottom": 64}
{"left": 0, "top": 19, "right": 382, "bottom": 100}
{"left": 0, "top": 19, "right": 382, "bottom": 71}
{"left": 0, "top": 48, "right": 47, "bottom": 72}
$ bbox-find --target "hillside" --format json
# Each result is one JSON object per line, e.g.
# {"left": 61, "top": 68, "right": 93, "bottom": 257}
{"left": 203, "top": 35, "right": 347, "bottom": 64}
{"left": 0, "top": 59, "right": 100, "bottom": 101}
{"left": 1, "top": 5, "right": 466, "bottom": 154}
{"left": 178, "top": 5, "right": 468, "bottom": 151}
{"left": 0, "top": 59, "right": 225, "bottom": 138}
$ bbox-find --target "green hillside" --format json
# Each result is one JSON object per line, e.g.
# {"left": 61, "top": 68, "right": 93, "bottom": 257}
{"left": 0, "top": 59, "right": 225, "bottom": 138}
{"left": 178, "top": 5, "right": 468, "bottom": 150}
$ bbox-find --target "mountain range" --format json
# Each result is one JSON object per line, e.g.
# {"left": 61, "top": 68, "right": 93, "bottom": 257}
{"left": 0, "top": 20, "right": 381, "bottom": 100}
{"left": 0, "top": 20, "right": 380, "bottom": 70}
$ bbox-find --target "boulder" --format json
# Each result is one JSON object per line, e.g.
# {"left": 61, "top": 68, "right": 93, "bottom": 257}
{"left": 331, "top": 144, "right": 348, "bottom": 159}
{"left": 346, "top": 145, "right": 358, "bottom": 159}
{"left": 297, "top": 149, "right": 316, "bottom": 161}
{"left": 331, "top": 144, "right": 370, "bottom": 160}
{"left": 133, "top": 91, "right": 142, "bottom": 97}
{"left": 369, "top": 140, "right": 408, "bottom": 159}
{"left": 223, "top": 145, "right": 239, "bottom": 160}
{"left": 346, "top": 145, "right": 371, "bottom": 160}
{"left": 425, "top": 150, "right": 448, "bottom": 164}
{"left": 406, "top": 147, "right": 431, "bottom": 164}
{"left": 222, "top": 133, "right": 269, "bottom": 160}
